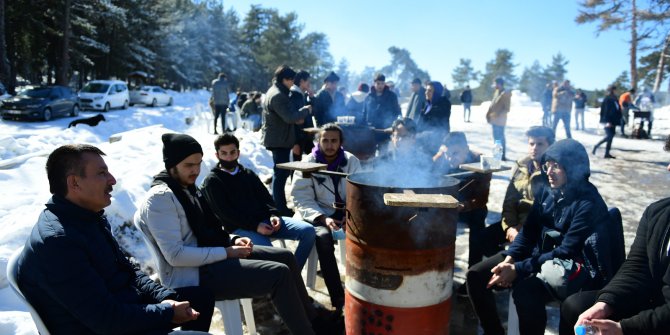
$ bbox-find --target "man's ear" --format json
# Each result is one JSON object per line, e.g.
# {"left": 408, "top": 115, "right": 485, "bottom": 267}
{"left": 66, "top": 175, "right": 79, "bottom": 193}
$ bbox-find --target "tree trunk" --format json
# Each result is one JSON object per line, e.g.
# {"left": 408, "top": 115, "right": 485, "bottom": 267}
{"left": 630, "top": 0, "right": 638, "bottom": 90}
{"left": 0, "top": 0, "right": 11, "bottom": 88}
{"left": 57, "top": 0, "right": 71, "bottom": 86}
{"left": 653, "top": 34, "right": 670, "bottom": 93}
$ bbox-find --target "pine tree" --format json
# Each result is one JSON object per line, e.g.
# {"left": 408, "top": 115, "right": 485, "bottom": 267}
{"left": 477, "top": 49, "right": 517, "bottom": 98}
{"left": 543, "top": 53, "right": 569, "bottom": 83}
{"left": 380, "top": 46, "right": 430, "bottom": 96}
{"left": 451, "top": 58, "right": 479, "bottom": 89}
{"left": 519, "top": 61, "right": 546, "bottom": 102}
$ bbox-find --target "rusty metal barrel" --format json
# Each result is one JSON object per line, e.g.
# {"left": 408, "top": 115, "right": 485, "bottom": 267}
{"left": 344, "top": 171, "right": 460, "bottom": 335}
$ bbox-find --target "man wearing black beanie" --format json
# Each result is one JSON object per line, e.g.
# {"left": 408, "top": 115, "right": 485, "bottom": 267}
{"left": 136, "top": 133, "right": 341, "bottom": 335}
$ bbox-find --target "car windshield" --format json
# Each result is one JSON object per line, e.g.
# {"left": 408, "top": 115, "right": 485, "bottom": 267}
{"left": 19, "top": 88, "right": 51, "bottom": 98}
{"left": 141, "top": 87, "right": 152, "bottom": 91}
{"left": 81, "top": 83, "right": 109, "bottom": 93}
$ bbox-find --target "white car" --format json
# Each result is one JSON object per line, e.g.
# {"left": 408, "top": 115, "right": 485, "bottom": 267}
{"left": 78, "top": 80, "right": 129, "bottom": 112}
{"left": 129, "top": 86, "right": 173, "bottom": 107}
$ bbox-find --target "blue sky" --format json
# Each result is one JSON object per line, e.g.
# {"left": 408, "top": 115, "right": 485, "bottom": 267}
{"left": 223, "top": 0, "right": 632, "bottom": 90}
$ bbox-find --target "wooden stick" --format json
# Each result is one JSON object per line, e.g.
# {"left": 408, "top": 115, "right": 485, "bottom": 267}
{"left": 458, "top": 178, "right": 476, "bottom": 192}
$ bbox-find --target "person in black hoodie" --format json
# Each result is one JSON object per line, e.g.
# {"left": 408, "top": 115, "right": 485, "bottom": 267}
{"left": 418, "top": 81, "right": 452, "bottom": 134}
{"left": 201, "top": 133, "right": 316, "bottom": 270}
{"left": 17, "top": 144, "right": 214, "bottom": 334}
{"left": 466, "top": 139, "right": 613, "bottom": 335}
{"left": 593, "top": 85, "right": 622, "bottom": 159}
{"left": 562, "top": 135, "right": 670, "bottom": 335}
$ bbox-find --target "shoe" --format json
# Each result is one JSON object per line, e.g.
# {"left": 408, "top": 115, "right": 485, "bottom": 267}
{"left": 604, "top": 154, "right": 616, "bottom": 159}
{"left": 591, "top": 146, "right": 597, "bottom": 155}
{"left": 214, "top": 130, "right": 219, "bottom": 135}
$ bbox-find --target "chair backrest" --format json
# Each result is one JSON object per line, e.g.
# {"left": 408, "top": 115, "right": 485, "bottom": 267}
{"left": 608, "top": 207, "right": 626, "bottom": 275}
{"left": 7, "top": 247, "right": 51, "bottom": 335}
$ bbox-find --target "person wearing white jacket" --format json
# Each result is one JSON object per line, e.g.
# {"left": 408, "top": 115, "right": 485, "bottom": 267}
{"left": 135, "top": 133, "right": 341, "bottom": 334}
{"left": 290, "top": 124, "right": 361, "bottom": 313}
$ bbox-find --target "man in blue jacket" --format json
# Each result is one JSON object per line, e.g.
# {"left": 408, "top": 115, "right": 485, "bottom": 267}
{"left": 466, "top": 139, "right": 613, "bottom": 335}
{"left": 16, "top": 144, "right": 213, "bottom": 334}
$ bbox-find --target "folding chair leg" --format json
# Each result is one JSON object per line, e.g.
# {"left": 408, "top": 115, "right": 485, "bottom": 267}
{"left": 240, "top": 298, "right": 256, "bottom": 335}
{"left": 306, "top": 246, "right": 318, "bottom": 289}
{"left": 216, "top": 300, "right": 244, "bottom": 335}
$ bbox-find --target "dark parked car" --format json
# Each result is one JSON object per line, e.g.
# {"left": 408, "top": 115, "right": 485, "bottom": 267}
{"left": 1, "top": 86, "right": 79, "bottom": 121}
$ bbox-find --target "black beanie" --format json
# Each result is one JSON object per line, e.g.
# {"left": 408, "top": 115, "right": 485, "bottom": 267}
{"left": 161, "top": 133, "right": 203, "bottom": 169}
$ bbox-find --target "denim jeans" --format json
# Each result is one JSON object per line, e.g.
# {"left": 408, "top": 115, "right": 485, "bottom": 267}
{"left": 553, "top": 110, "right": 572, "bottom": 138}
{"left": 573, "top": 108, "right": 585, "bottom": 130}
{"left": 491, "top": 125, "right": 506, "bottom": 160}
{"left": 233, "top": 217, "right": 316, "bottom": 270}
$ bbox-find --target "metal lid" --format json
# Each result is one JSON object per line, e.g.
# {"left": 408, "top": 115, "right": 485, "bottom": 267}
{"left": 347, "top": 171, "right": 459, "bottom": 189}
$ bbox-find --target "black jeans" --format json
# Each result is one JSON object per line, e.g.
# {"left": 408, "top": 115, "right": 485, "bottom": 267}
{"left": 199, "top": 245, "right": 315, "bottom": 334}
{"left": 460, "top": 208, "right": 488, "bottom": 267}
{"left": 269, "top": 148, "right": 292, "bottom": 216}
{"left": 594, "top": 126, "right": 615, "bottom": 156}
{"left": 466, "top": 251, "right": 508, "bottom": 335}
{"left": 313, "top": 223, "right": 345, "bottom": 309}
{"left": 552, "top": 111, "right": 572, "bottom": 139}
{"left": 213, "top": 104, "right": 227, "bottom": 133}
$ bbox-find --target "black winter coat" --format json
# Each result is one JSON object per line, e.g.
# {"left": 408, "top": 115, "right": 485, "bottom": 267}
{"left": 201, "top": 164, "right": 279, "bottom": 232}
{"left": 418, "top": 96, "right": 451, "bottom": 133}
{"left": 17, "top": 196, "right": 177, "bottom": 334}
{"left": 600, "top": 94, "right": 622, "bottom": 126}
{"left": 364, "top": 86, "right": 401, "bottom": 129}
{"left": 313, "top": 89, "right": 345, "bottom": 126}
{"left": 597, "top": 197, "right": 670, "bottom": 335}
{"left": 506, "top": 139, "right": 613, "bottom": 285}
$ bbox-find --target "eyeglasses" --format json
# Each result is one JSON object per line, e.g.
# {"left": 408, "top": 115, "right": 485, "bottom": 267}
{"left": 542, "top": 162, "right": 562, "bottom": 173}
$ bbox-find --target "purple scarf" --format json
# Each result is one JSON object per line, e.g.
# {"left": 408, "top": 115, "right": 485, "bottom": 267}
{"left": 312, "top": 146, "right": 345, "bottom": 171}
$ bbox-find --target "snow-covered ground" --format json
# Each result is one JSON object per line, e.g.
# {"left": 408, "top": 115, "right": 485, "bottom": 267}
{"left": 1, "top": 89, "right": 669, "bottom": 334}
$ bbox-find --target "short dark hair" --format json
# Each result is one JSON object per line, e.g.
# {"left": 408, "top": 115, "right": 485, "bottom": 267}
{"left": 274, "top": 65, "right": 296, "bottom": 82}
{"left": 391, "top": 118, "right": 417, "bottom": 136}
{"left": 526, "top": 126, "right": 555, "bottom": 145}
{"left": 252, "top": 92, "right": 262, "bottom": 100}
{"left": 46, "top": 144, "right": 106, "bottom": 197}
{"left": 214, "top": 133, "right": 240, "bottom": 150}
{"left": 295, "top": 70, "right": 311, "bottom": 85}
{"left": 374, "top": 73, "right": 386, "bottom": 82}
{"left": 218, "top": 72, "right": 226, "bottom": 79}
{"left": 411, "top": 78, "right": 422, "bottom": 85}
{"left": 318, "top": 123, "right": 344, "bottom": 143}
{"left": 443, "top": 131, "right": 468, "bottom": 148}
{"left": 357, "top": 83, "right": 369, "bottom": 93}
{"left": 665, "top": 135, "right": 670, "bottom": 152}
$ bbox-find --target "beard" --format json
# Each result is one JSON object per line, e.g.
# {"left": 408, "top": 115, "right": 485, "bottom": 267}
{"left": 219, "top": 159, "right": 238, "bottom": 171}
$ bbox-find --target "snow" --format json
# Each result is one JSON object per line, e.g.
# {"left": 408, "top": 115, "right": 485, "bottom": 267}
{"left": 1, "top": 89, "right": 669, "bottom": 334}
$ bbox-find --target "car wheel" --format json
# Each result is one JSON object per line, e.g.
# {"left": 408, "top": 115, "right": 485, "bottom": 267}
{"left": 123, "top": 100, "right": 129, "bottom": 109}
{"left": 168, "top": 97, "right": 173, "bottom": 106}
{"left": 103, "top": 102, "right": 110, "bottom": 112}
{"left": 129, "top": 103, "right": 134, "bottom": 107}
{"left": 71, "top": 104, "right": 80, "bottom": 117}
{"left": 43, "top": 107, "right": 52, "bottom": 121}
{"left": 151, "top": 98, "right": 157, "bottom": 107}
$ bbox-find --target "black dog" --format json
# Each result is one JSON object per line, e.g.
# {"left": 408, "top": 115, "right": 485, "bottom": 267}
{"left": 68, "top": 114, "right": 106, "bottom": 128}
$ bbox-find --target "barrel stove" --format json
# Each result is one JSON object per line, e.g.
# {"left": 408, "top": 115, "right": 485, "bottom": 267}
{"left": 344, "top": 172, "right": 460, "bottom": 335}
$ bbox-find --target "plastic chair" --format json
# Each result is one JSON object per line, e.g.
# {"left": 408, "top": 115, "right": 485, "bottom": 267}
{"left": 133, "top": 219, "right": 256, "bottom": 335}
{"left": 276, "top": 239, "right": 319, "bottom": 289}
{"left": 7, "top": 247, "right": 51, "bottom": 335}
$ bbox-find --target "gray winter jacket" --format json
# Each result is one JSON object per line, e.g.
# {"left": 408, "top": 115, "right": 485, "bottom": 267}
{"left": 261, "top": 82, "right": 309, "bottom": 149}
{"left": 211, "top": 77, "right": 230, "bottom": 106}
{"left": 135, "top": 183, "right": 230, "bottom": 289}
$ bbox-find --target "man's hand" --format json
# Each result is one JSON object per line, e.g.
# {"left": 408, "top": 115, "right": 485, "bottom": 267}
{"left": 506, "top": 226, "right": 519, "bottom": 242}
{"left": 226, "top": 245, "right": 252, "bottom": 258}
{"left": 487, "top": 262, "right": 517, "bottom": 288}
{"left": 257, "top": 222, "right": 274, "bottom": 236}
{"left": 575, "top": 302, "right": 614, "bottom": 333}
{"left": 582, "top": 319, "right": 622, "bottom": 335}
{"left": 269, "top": 216, "right": 282, "bottom": 232}
{"left": 325, "top": 217, "right": 342, "bottom": 231}
{"left": 162, "top": 300, "right": 199, "bottom": 324}
{"left": 235, "top": 237, "right": 253, "bottom": 247}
